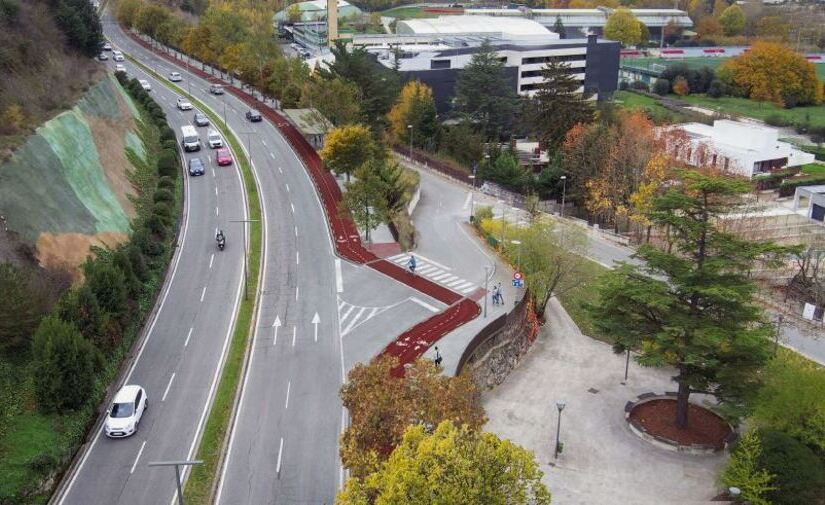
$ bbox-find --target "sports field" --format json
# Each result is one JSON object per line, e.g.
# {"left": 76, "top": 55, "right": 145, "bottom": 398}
{"left": 622, "top": 56, "right": 825, "bottom": 80}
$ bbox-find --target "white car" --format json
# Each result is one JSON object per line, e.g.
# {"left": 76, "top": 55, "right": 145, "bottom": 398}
{"left": 102, "top": 42, "right": 112, "bottom": 51}
{"left": 104, "top": 385, "right": 147, "bottom": 438}
{"left": 112, "top": 50, "right": 124, "bottom": 62}
{"left": 176, "top": 97, "right": 193, "bottom": 111}
{"left": 207, "top": 129, "right": 223, "bottom": 148}
{"left": 139, "top": 79, "right": 151, "bottom": 91}
{"left": 169, "top": 71, "right": 182, "bottom": 82}
{"left": 114, "top": 63, "right": 126, "bottom": 73}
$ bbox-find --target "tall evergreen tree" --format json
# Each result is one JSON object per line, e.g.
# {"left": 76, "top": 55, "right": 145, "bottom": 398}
{"left": 50, "top": 0, "right": 103, "bottom": 57}
{"left": 529, "top": 59, "right": 594, "bottom": 151}
{"left": 589, "top": 172, "right": 799, "bottom": 428}
{"left": 453, "top": 40, "right": 519, "bottom": 139}
{"left": 553, "top": 15, "right": 566, "bottom": 38}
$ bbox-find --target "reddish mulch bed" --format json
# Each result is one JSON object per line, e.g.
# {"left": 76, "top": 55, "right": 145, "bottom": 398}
{"left": 629, "top": 399, "right": 731, "bottom": 449}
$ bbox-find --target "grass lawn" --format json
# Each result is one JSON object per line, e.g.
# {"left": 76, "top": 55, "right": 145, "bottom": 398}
{"left": 613, "top": 90, "right": 693, "bottom": 124}
{"left": 556, "top": 257, "right": 612, "bottom": 343}
{"left": 622, "top": 57, "right": 825, "bottom": 81}
{"left": 676, "top": 95, "right": 825, "bottom": 128}
{"left": 802, "top": 163, "right": 825, "bottom": 175}
{"left": 380, "top": 5, "right": 439, "bottom": 18}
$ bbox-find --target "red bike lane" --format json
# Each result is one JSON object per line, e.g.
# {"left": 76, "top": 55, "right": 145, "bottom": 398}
{"left": 127, "top": 33, "right": 481, "bottom": 375}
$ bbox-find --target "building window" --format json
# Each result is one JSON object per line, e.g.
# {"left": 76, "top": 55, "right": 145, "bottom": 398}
{"left": 520, "top": 83, "right": 540, "bottom": 91}
{"left": 430, "top": 59, "right": 450, "bottom": 69}
{"left": 520, "top": 67, "right": 584, "bottom": 79}
{"left": 521, "top": 54, "right": 586, "bottom": 65}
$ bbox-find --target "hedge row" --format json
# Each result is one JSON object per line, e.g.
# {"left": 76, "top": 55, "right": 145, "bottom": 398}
{"left": 778, "top": 175, "right": 825, "bottom": 197}
{"left": 13, "top": 72, "right": 183, "bottom": 501}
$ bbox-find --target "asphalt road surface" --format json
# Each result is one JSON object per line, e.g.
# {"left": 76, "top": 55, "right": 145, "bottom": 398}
{"left": 54, "top": 29, "right": 247, "bottom": 505}
{"left": 61, "top": 15, "right": 438, "bottom": 505}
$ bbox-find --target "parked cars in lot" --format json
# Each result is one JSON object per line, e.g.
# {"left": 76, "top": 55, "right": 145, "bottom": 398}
{"left": 188, "top": 157, "right": 205, "bottom": 176}
{"left": 215, "top": 148, "right": 233, "bottom": 166}
{"left": 169, "top": 71, "right": 182, "bottom": 82}
{"left": 209, "top": 83, "right": 224, "bottom": 95}
{"left": 207, "top": 129, "right": 223, "bottom": 149}
{"left": 176, "top": 97, "right": 193, "bottom": 111}
{"left": 193, "top": 113, "right": 209, "bottom": 127}
{"left": 139, "top": 79, "right": 151, "bottom": 91}
{"left": 115, "top": 64, "right": 126, "bottom": 73}
{"left": 112, "top": 50, "right": 124, "bottom": 62}
{"left": 245, "top": 109, "right": 262, "bottom": 122}
{"left": 104, "top": 385, "right": 147, "bottom": 438}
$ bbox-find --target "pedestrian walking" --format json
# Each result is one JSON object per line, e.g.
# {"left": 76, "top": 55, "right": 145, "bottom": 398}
{"left": 491, "top": 285, "right": 499, "bottom": 305}
{"left": 434, "top": 346, "right": 442, "bottom": 367}
{"left": 407, "top": 254, "right": 416, "bottom": 275}
{"left": 496, "top": 283, "right": 504, "bottom": 305}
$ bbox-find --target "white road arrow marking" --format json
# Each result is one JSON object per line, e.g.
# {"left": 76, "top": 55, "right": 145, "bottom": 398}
{"left": 272, "top": 316, "right": 281, "bottom": 346}
{"left": 312, "top": 312, "right": 320, "bottom": 342}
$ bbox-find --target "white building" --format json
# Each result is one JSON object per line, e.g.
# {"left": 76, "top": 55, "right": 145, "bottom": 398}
{"left": 663, "top": 120, "right": 815, "bottom": 177}
{"left": 396, "top": 16, "right": 558, "bottom": 40}
{"left": 793, "top": 186, "right": 825, "bottom": 222}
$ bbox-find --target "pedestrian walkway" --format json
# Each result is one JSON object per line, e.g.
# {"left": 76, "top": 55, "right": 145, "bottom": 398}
{"left": 386, "top": 253, "right": 479, "bottom": 296}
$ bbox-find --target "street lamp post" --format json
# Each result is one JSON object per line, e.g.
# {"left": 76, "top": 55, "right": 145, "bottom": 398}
{"left": 510, "top": 239, "right": 522, "bottom": 273}
{"left": 622, "top": 348, "right": 631, "bottom": 384}
{"left": 554, "top": 401, "right": 566, "bottom": 459}
{"left": 469, "top": 169, "right": 476, "bottom": 221}
{"left": 148, "top": 460, "right": 203, "bottom": 505}
{"left": 560, "top": 175, "right": 567, "bottom": 218}
{"left": 229, "top": 218, "right": 259, "bottom": 300}
{"left": 407, "top": 124, "right": 413, "bottom": 159}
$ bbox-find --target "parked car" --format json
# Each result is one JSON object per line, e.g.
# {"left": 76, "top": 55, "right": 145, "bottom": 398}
{"left": 139, "top": 79, "right": 151, "bottom": 91}
{"left": 188, "top": 157, "right": 205, "bottom": 176}
{"left": 209, "top": 83, "right": 224, "bottom": 95}
{"left": 207, "top": 129, "right": 223, "bottom": 149}
{"left": 169, "top": 71, "right": 182, "bottom": 82}
{"left": 98, "top": 52, "right": 108, "bottom": 61}
{"left": 215, "top": 148, "right": 233, "bottom": 166}
{"left": 112, "top": 50, "right": 124, "bottom": 62}
{"left": 245, "top": 109, "right": 262, "bottom": 122}
{"left": 104, "top": 385, "right": 147, "bottom": 438}
{"left": 176, "top": 97, "right": 193, "bottom": 111}
{"left": 193, "top": 113, "right": 209, "bottom": 127}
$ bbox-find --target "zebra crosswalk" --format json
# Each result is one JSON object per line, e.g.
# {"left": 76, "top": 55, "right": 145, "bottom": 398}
{"left": 386, "top": 253, "right": 478, "bottom": 295}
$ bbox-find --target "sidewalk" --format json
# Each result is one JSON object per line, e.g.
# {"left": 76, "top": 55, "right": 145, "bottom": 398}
{"left": 484, "top": 298, "right": 725, "bottom": 504}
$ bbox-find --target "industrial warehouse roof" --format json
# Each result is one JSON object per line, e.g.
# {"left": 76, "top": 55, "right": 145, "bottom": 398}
{"left": 464, "top": 7, "right": 693, "bottom": 28}
{"left": 396, "top": 15, "right": 558, "bottom": 39}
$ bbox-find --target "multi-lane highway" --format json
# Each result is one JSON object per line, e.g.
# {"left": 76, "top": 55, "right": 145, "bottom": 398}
{"left": 53, "top": 11, "right": 442, "bottom": 505}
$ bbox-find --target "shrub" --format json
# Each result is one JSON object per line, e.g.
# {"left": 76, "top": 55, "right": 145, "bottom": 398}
{"left": 84, "top": 261, "right": 128, "bottom": 320}
{"left": 779, "top": 175, "right": 825, "bottom": 197}
{"left": 153, "top": 188, "right": 174, "bottom": 203}
{"left": 707, "top": 79, "right": 725, "bottom": 98}
{"left": 157, "top": 176, "right": 176, "bottom": 191}
{"left": 653, "top": 78, "right": 670, "bottom": 96}
{"left": 160, "top": 126, "right": 176, "bottom": 142}
{"left": 32, "top": 316, "right": 99, "bottom": 413}
{"left": 753, "top": 169, "right": 793, "bottom": 190}
{"left": 718, "top": 430, "right": 775, "bottom": 505}
{"left": 629, "top": 80, "right": 649, "bottom": 92}
{"left": 764, "top": 114, "right": 792, "bottom": 127}
{"left": 672, "top": 76, "right": 690, "bottom": 96}
{"left": 157, "top": 149, "right": 180, "bottom": 178}
{"left": 473, "top": 205, "right": 494, "bottom": 228}
{"left": 758, "top": 428, "right": 825, "bottom": 505}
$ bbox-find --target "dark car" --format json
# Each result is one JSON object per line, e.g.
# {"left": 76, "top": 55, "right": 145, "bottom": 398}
{"left": 245, "top": 109, "right": 262, "bottom": 122}
{"left": 193, "top": 113, "right": 209, "bottom": 127}
{"left": 188, "top": 157, "right": 205, "bottom": 176}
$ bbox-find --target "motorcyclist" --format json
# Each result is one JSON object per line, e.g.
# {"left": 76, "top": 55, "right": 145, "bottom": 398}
{"left": 216, "top": 229, "right": 225, "bottom": 248}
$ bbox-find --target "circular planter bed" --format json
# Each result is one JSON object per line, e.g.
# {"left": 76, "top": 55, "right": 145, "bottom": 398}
{"left": 626, "top": 395, "right": 733, "bottom": 454}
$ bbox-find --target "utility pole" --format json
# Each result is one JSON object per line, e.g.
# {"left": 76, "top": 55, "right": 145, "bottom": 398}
{"left": 147, "top": 460, "right": 203, "bottom": 505}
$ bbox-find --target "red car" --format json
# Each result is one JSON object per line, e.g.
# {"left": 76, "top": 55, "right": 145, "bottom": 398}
{"left": 216, "top": 148, "right": 233, "bottom": 166}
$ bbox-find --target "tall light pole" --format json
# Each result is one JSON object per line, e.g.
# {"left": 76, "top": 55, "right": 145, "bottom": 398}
{"left": 554, "top": 401, "right": 566, "bottom": 459}
{"left": 229, "top": 218, "right": 259, "bottom": 300}
{"left": 407, "top": 124, "right": 413, "bottom": 159}
{"left": 560, "top": 175, "right": 567, "bottom": 217}
{"left": 469, "top": 169, "right": 476, "bottom": 222}
{"left": 510, "top": 239, "right": 522, "bottom": 273}
{"left": 148, "top": 460, "right": 203, "bottom": 505}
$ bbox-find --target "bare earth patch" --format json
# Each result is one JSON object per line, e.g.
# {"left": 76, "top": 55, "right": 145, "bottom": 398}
{"left": 36, "top": 231, "right": 129, "bottom": 280}
{"left": 629, "top": 399, "right": 731, "bottom": 450}
{"left": 86, "top": 108, "right": 137, "bottom": 218}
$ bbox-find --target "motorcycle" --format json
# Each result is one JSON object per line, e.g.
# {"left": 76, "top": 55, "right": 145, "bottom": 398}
{"left": 217, "top": 234, "right": 226, "bottom": 251}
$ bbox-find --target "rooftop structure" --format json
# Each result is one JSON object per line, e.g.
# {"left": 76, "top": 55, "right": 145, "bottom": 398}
{"left": 273, "top": 0, "right": 361, "bottom": 24}
{"left": 662, "top": 120, "right": 815, "bottom": 177}
{"left": 396, "top": 15, "right": 558, "bottom": 40}
{"left": 464, "top": 7, "right": 692, "bottom": 29}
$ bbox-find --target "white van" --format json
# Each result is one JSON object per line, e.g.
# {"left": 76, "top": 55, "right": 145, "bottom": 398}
{"left": 207, "top": 129, "right": 223, "bottom": 149}
{"left": 181, "top": 125, "right": 200, "bottom": 152}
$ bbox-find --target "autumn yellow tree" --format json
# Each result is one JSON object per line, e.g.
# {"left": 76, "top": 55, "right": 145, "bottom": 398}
{"left": 386, "top": 80, "right": 438, "bottom": 149}
{"left": 321, "top": 124, "right": 379, "bottom": 181}
{"left": 338, "top": 421, "right": 551, "bottom": 505}
{"left": 695, "top": 16, "right": 722, "bottom": 39}
{"left": 339, "top": 356, "right": 485, "bottom": 478}
{"left": 672, "top": 75, "right": 690, "bottom": 96}
{"left": 604, "top": 8, "right": 642, "bottom": 46}
{"left": 720, "top": 41, "right": 823, "bottom": 107}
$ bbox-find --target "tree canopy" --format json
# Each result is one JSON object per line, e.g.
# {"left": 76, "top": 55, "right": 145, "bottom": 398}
{"left": 528, "top": 58, "right": 593, "bottom": 151}
{"left": 320, "top": 124, "right": 378, "bottom": 181}
{"left": 337, "top": 421, "right": 551, "bottom": 505}
{"left": 718, "top": 4, "right": 745, "bottom": 36}
{"left": 386, "top": 80, "right": 438, "bottom": 150}
{"left": 604, "top": 8, "right": 642, "bottom": 46}
{"left": 453, "top": 40, "right": 519, "bottom": 139}
{"left": 589, "top": 171, "right": 797, "bottom": 428}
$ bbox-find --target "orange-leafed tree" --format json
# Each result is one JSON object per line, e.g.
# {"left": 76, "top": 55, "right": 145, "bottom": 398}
{"left": 386, "top": 80, "right": 438, "bottom": 149}
{"left": 720, "top": 41, "right": 823, "bottom": 107}
{"left": 672, "top": 75, "right": 690, "bottom": 96}
{"left": 339, "top": 356, "right": 486, "bottom": 479}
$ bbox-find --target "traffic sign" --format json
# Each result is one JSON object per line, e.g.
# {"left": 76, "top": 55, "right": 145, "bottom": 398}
{"left": 512, "top": 279, "right": 524, "bottom": 288}
{"left": 514, "top": 272, "right": 523, "bottom": 280}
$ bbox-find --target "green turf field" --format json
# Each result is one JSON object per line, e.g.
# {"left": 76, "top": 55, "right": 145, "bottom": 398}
{"left": 622, "top": 56, "right": 825, "bottom": 80}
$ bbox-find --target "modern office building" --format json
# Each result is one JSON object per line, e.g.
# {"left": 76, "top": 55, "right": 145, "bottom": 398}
{"left": 662, "top": 120, "right": 815, "bottom": 177}
{"left": 351, "top": 17, "right": 620, "bottom": 114}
